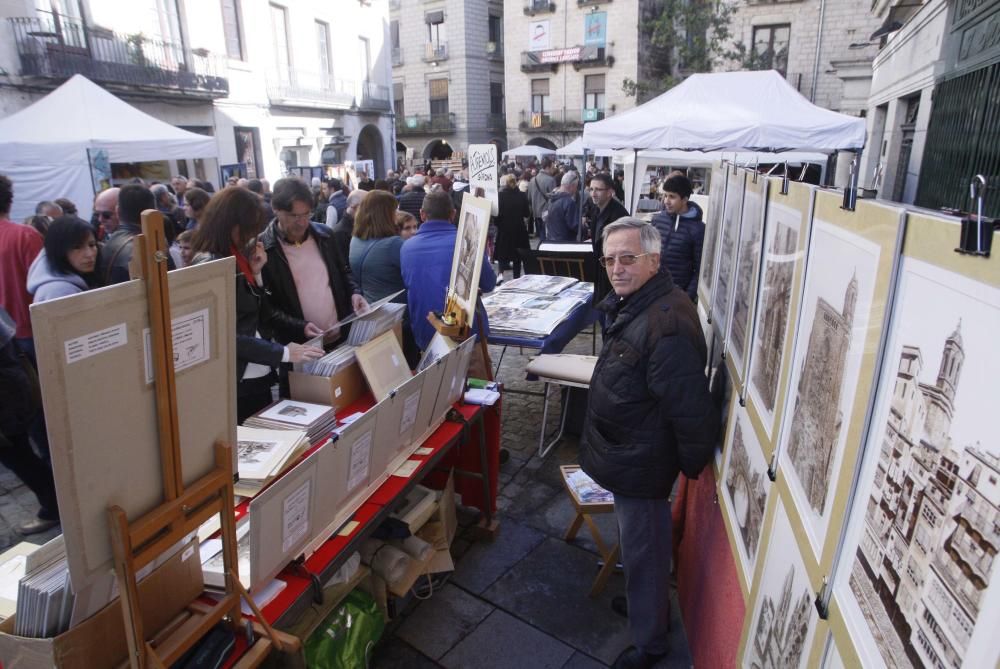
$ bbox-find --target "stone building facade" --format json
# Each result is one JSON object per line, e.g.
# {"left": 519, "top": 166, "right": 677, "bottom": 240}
{"left": 0, "top": 0, "right": 394, "bottom": 196}
{"left": 786, "top": 272, "right": 858, "bottom": 514}
{"left": 390, "top": 0, "right": 507, "bottom": 160}
{"left": 854, "top": 322, "right": 999, "bottom": 668}
{"left": 502, "top": 0, "right": 659, "bottom": 151}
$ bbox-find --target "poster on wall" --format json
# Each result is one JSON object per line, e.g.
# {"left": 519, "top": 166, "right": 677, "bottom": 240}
{"left": 528, "top": 20, "right": 550, "bottom": 51}
{"left": 720, "top": 401, "right": 771, "bottom": 594}
{"left": 745, "top": 181, "right": 813, "bottom": 447}
{"left": 776, "top": 193, "right": 902, "bottom": 567}
{"left": 88, "top": 148, "right": 111, "bottom": 193}
{"left": 710, "top": 169, "right": 746, "bottom": 340}
{"left": 742, "top": 495, "right": 819, "bottom": 668}
{"left": 725, "top": 175, "right": 768, "bottom": 389}
{"left": 698, "top": 162, "right": 729, "bottom": 308}
{"left": 584, "top": 12, "right": 607, "bottom": 46}
{"left": 831, "top": 212, "right": 1000, "bottom": 669}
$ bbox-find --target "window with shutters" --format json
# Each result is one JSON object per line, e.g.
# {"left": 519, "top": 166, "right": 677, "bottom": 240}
{"left": 317, "top": 21, "right": 332, "bottom": 85}
{"left": 429, "top": 78, "right": 449, "bottom": 116}
{"left": 584, "top": 74, "right": 605, "bottom": 116}
{"left": 426, "top": 10, "right": 446, "bottom": 47}
{"left": 751, "top": 24, "right": 790, "bottom": 76}
{"left": 490, "top": 82, "right": 504, "bottom": 115}
{"left": 270, "top": 4, "right": 290, "bottom": 83}
{"left": 531, "top": 79, "right": 550, "bottom": 115}
{"left": 221, "top": 0, "right": 244, "bottom": 60}
{"left": 394, "top": 82, "right": 405, "bottom": 118}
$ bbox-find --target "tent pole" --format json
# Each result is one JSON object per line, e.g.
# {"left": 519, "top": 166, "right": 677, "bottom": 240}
{"left": 629, "top": 149, "right": 639, "bottom": 214}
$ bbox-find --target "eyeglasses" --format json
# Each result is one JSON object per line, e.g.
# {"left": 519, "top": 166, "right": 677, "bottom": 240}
{"left": 598, "top": 253, "right": 651, "bottom": 268}
{"left": 96, "top": 210, "right": 114, "bottom": 220}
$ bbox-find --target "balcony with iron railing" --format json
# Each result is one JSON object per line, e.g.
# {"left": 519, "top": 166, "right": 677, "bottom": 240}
{"left": 266, "top": 69, "right": 356, "bottom": 109}
{"left": 521, "top": 51, "right": 559, "bottom": 73}
{"left": 519, "top": 108, "right": 607, "bottom": 132}
{"left": 8, "top": 12, "right": 228, "bottom": 98}
{"left": 573, "top": 45, "right": 614, "bottom": 70}
{"left": 423, "top": 42, "right": 449, "bottom": 63}
{"left": 524, "top": 0, "right": 557, "bottom": 15}
{"left": 396, "top": 113, "right": 457, "bottom": 136}
{"left": 389, "top": 0, "right": 401, "bottom": 9}
{"left": 359, "top": 81, "right": 392, "bottom": 111}
{"left": 578, "top": 0, "right": 612, "bottom": 5}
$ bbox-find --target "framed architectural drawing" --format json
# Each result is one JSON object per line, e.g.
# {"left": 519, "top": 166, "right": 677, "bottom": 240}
{"left": 711, "top": 169, "right": 747, "bottom": 340}
{"left": 775, "top": 192, "right": 903, "bottom": 568}
{"left": 30, "top": 258, "right": 236, "bottom": 595}
{"left": 745, "top": 180, "right": 814, "bottom": 449}
{"left": 448, "top": 194, "right": 493, "bottom": 326}
{"left": 698, "top": 162, "right": 729, "bottom": 307}
{"left": 719, "top": 398, "right": 772, "bottom": 596}
{"left": 830, "top": 212, "right": 1000, "bottom": 669}
{"left": 740, "top": 493, "right": 820, "bottom": 668}
{"left": 725, "top": 174, "right": 768, "bottom": 390}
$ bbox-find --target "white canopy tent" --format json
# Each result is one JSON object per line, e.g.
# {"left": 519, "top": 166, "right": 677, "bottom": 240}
{"left": 0, "top": 75, "right": 219, "bottom": 221}
{"left": 580, "top": 70, "right": 866, "bottom": 210}
{"left": 555, "top": 137, "right": 612, "bottom": 158}
{"left": 502, "top": 145, "right": 556, "bottom": 161}
{"left": 615, "top": 149, "right": 830, "bottom": 213}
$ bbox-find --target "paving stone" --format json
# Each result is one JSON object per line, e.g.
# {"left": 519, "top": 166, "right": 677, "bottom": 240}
{"left": 501, "top": 480, "right": 560, "bottom": 521}
{"left": 525, "top": 492, "right": 619, "bottom": 555}
{"left": 481, "top": 537, "right": 629, "bottom": 666}
{"left": 440, "top": 609, "right": 575, "bottom": 669}
{"left": 561, "top": 651, "right": 608, "bottom": 669}
{"left": 395, "top": 583, "right": 494, "bottom": 660}
{"left": 371, "top": 635, "right": 441, "bottom": 668}
{"left": 451, "top": 519, "right": 545, "bottom": 594}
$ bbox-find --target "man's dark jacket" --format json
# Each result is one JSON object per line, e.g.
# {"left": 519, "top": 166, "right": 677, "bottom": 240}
{"left": 545, "top": 190, "right": 580, "bottom": 242}
{"left": 650, "top": 202, "right": 704, "bottom": 301}
{"left": 590, "top": 197, "right": 630, "bottom": 304}
{"left": 580, "top": 272, "right": 718, "bottom": 498}
{"left": 397, "top": 187, "right": 426, "bottom": 220}
{"left": 258, "top": 221, "right": 360, "bottom": 344}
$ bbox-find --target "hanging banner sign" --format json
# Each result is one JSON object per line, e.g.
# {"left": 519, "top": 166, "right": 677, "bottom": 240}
{"left": 585, "top": 12, "right": 607, "bottom": 46}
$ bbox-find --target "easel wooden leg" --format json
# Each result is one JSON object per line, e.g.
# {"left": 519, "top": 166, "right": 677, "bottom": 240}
{"left": 109, "top": 505, "right": 147, "bottom": 669}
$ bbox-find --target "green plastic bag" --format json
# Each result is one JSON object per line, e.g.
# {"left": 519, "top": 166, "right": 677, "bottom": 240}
{"left": 304, "top": 590, "right": 384, "bottom": 669}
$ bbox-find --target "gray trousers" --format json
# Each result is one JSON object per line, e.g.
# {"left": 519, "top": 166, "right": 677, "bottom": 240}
{"left": 614, "top": 494, "right": 672, "bottom": 655}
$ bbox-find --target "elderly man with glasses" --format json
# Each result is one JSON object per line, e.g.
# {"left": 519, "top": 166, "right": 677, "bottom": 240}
{"left": 92, "top": 186, "right": 120, "bottom": 238}
{"left": 258, "top": 177, "right": 367, "bottom": 349}
{"left": 581, "top": 218, "right": 719, "bottom": 669}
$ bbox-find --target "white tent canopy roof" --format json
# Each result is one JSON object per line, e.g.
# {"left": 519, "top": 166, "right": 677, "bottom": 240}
{"left": 582, "top": 70, "right": 866, "bottom": 152}
{"left": 502, "top": 145, "right": 556, "bottom": 159}
{"left": 0, "top": 75, "right": 218, "bottom": 220}
{"left": 616, "top": 149, "right": 830, "bottom": 167}
{"left": 556, "top": 137, "right": 612, "bottom": 158}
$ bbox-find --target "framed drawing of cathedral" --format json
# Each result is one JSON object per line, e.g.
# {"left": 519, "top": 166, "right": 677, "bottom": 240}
{"left": 719, "top": 398, "right": 772, "bottom": 596}
{"left": 774, "top": 191, "right": 904, "bottom": 569}
{"left": 711, "top": 168, "right": 747, "bottom": 341}
{"left": 698, "top": 162, "right": 730, "bottom": 308}
{"left": 740, "top": 493, "right": 820, "bottom": 669}
{"left": 725, "top": 174, "right": 768, "bottom": 391}
{"left": 828, "top": 212, "right": 1000, "bottom": 669}
{"left": 745, "top": 180, "right": 815, "bottom": 451}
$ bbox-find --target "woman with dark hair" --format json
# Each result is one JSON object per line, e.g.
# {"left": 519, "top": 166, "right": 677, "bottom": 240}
{"left": 183, "top": 186, "right": 211, "bottom": 230}
{"left": 27, "top": 216, "right": 101, "bottom": 303}
{"left": 350, "top": 190, "right": 418, "bottom": 366}
{"left": 494, "top": 173, "right": 531, "bottom": 281}
{"left": 191, "top": 188, "right": 322, "bottom": 421}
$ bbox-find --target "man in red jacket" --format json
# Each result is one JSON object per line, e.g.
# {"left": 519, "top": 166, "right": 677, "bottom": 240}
{"left": 0, "top": 174, "right": 44, "bottom": 361}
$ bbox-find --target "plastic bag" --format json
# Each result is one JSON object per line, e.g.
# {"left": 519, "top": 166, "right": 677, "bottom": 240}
{"left": 303, "top": 590, "right": 384, "bottom": 669}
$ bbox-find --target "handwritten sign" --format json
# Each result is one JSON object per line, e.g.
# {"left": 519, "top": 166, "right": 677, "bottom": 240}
{"left": 468, "top": 144, "right": 499, "bottom": 215}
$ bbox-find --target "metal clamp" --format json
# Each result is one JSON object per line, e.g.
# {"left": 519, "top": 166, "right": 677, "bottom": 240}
{"left": 841, "top": 152, "right": 859, "bottom": 212}
{"left": 781, "top": 162, "right": 790, "bottom": 195}
{"left": 751, "top": 156, "right": 760, "bottom": 183}
{"left": 957, "top": 175, "right": 993, "bottom": 257}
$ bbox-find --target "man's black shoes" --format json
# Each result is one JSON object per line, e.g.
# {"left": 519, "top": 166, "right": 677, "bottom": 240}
{"left": 612, "top": 646, "right": 668, "bottom": 669}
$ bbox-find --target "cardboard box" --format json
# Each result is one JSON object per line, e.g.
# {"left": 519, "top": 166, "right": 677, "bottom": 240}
{"left": 0, "top": 539, "right": 202, "bottom": 669}
{"left": 288, "top": 324, "right": 403, "bottom": 410}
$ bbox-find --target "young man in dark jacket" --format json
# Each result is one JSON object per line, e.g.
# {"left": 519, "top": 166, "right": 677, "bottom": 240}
{"left": 649, "top": 174, "right": 704, "bottom": 302}
{"left": 581, "top": 218, "right": 718, "bottom": 669}
{"left": 258, "top": 178, "right": 367, "bottom": 348}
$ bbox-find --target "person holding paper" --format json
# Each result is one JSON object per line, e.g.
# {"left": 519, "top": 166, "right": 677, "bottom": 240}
{"left": 581, "top": 218, "right": 718, "bottom": 669}
{"left": 190, "top": 188, "right": 323, "bottom": 421}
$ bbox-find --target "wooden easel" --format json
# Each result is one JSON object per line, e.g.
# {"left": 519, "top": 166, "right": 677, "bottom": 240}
{"left": 107, "top": 211, "right": 296, "bottom": 668}
{"left": 427, "top": 290, "right": 494, "bottom": 381}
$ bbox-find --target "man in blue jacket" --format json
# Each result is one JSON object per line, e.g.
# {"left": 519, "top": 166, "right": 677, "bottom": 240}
{"left": 401, "top": 191, "right": 496, "bottom": 352}
{"left": 649, "top": 174, "right": 704, "bottom": 302}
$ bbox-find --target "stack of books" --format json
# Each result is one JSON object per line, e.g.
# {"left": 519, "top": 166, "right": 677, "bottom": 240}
{"left": 244, "top": 399, "right": 338, "bottom": 446}
{"left": 234, "top": 425, "right": 310, "bottom": 498}
{"left": 347, "top": 302, "right": 406, "bottom": 346}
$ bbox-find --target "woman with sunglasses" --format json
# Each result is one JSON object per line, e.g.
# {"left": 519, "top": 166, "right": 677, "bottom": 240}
{"left": 27, "top": 216, "right": 102, "bottom": 303}
{"left": 190, "top": 188, "right": 322, "bottom": 422}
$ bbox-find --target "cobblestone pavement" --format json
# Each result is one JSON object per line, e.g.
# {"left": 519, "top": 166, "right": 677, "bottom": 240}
{"left": 0, "top": 324, "right": 692, "bottom": 668}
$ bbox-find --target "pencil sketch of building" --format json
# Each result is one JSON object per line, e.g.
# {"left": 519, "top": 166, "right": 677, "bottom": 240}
{"left": 750, "top": 222, "right": 797, "bottom": 411}
{"left": 729, "top": 214, "right": 763, "bottom": 365}
{"left": 726, "top": 421, "right": 767, "bottom": 562}
{"left": 750, "top": 564, "right": 813, "bottom": 668}
{"left": 852, "top": 321, "right": 998, "bottom": 669}
{"left": 786, "top": 271, "right": 858, "bottom": 515}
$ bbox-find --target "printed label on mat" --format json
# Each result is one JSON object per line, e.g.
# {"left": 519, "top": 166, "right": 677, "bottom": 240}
{"left": 143, "top": 308, "right": 210, "bottom": 383}
{"left": 64, "top": 323, "right": 127, "bottom": 364}
{"left": 349, "top": 431, "right": 372, "bottom": 491}
{"left": 282, "top": 480, "right": 311, "bottom": 553}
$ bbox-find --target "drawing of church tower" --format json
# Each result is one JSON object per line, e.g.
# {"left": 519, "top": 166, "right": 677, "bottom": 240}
{"left": 787, "top": 271, "right": 857, "bottom": 514}
{"left": 921, "top": 320, "right": 963, "bottom": 444}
